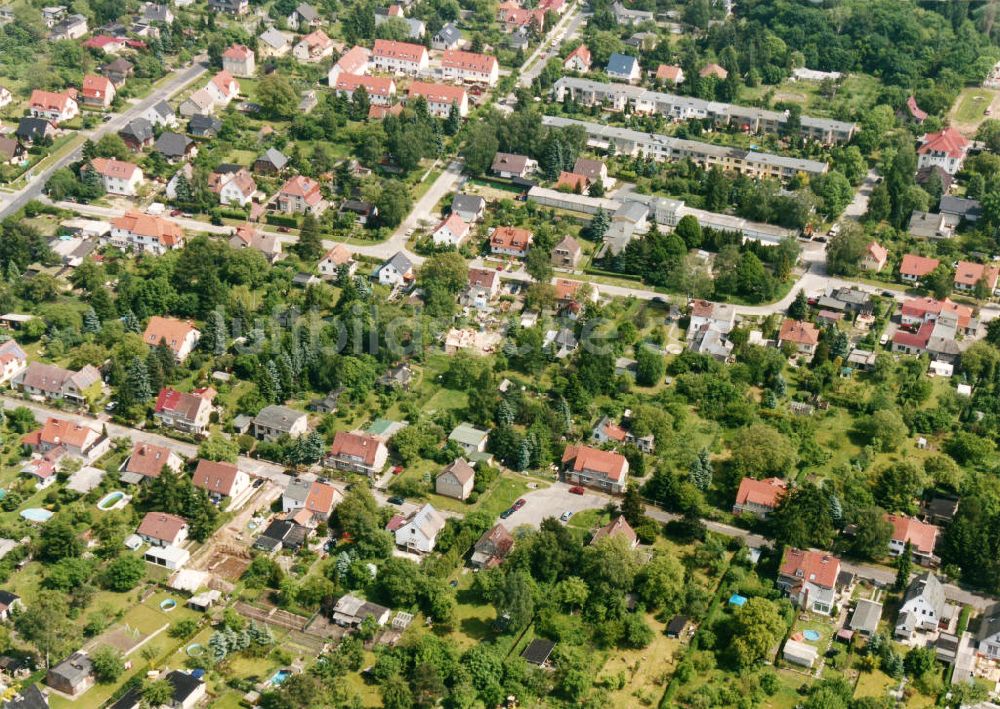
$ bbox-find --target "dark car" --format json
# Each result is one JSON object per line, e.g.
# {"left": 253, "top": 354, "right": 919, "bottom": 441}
{"left": 881, "top": 290, "right": 895, "bottom": 298}
{"left": 277, "top": 226, "right": 291, "bottom": 233}
{"left": 387, "top": 495, "right": 405, "bottom": 505}
{"left": 252, "top": 478, "right": 264, "bottom": 488}
{"left": 499, "top": 508, "right": 514, "bottom": 519}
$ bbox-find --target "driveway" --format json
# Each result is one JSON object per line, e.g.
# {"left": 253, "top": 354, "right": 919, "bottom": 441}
{"left": 497, "top": 480, "right": 607, "bottom": 529}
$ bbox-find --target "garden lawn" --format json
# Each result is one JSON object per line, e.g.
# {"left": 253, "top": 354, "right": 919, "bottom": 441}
{"left": 853, "top": 668, "right": 895, "bottom": 699}
{"left": 599, "top": 613, "right": 680, "bottom": 707}
{"left": 954, "top": 87, "right": 998, "bottom": 124}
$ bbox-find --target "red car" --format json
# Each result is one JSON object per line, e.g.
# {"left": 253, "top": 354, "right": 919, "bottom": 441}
{"left": 568, "top": 486, "right": 585, "bottom": 495}
{"left": 512, "top": 498, "right": 526, "bottom": 510}
{"left": 392, "top": 465, "right": 404, "bottom": 475}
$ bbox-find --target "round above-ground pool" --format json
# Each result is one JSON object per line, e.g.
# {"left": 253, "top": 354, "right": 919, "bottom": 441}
{"left": 97, "top": 491, "right": 130, "bottom": 511}
{"left": 160, "top": 599, "right": 177, "bottom": 612}
{"left": 186, "top": 644, "right": 205, "bottom": 658}
{"left": 803, "top": 629, "right": 821, "bottom": 642}
{"left": 20, "top": 508, "right": 53, "bottom": 523}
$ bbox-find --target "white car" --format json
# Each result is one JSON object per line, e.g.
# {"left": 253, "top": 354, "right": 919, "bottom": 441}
{"left": 560, "top": 511, "right": 573, "bottom": 522}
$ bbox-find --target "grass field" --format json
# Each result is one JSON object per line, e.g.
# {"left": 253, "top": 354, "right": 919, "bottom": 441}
{"left": 954, "top": 87, "right": 998, "bottom": 124}
{"left": 600, "top": 614, "right": 681, "bottom": 707}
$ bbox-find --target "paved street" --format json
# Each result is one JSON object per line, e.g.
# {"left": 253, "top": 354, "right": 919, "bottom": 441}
{"left": 518, "top": 4, "right": 586, "bottom": 88}
{"left": 0, "top": 60, "right": 208, "bottom": 220}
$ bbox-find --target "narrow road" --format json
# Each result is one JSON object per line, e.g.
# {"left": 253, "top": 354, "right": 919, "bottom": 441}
{"left": 518, "top": 4, "right": 585, "bottom": 88}
{"left": 0, "top": 60, "right": 209, "bottom": 219}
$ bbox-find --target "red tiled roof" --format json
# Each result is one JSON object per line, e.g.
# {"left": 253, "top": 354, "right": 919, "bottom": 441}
{"left": 555, "top": 171, "right": 589, "bottom": 191}
{"left": 564, "top": 44, "right": 591, "bottom": 67}
{"left": 111, "top": 211, "right": 183, "bottom": 246}
{"left": 893, "top": 320, "right": 934, "bottom": 350}
{"left": 468, "top": 267, "right": 498, "bottom": 289}
{"left": 83, "top": 35, "right": 125, "bottom": 49}
{"left": 918, "top": 127, "right": 969, "bottom": 158}
{"left": 490, "top": 226, "right": 533, "bottom": 251}
{"left": 223, "top": 43, "right": 252, "bottom": 60}
{"left": 137, "top": 511, "right": 187, "bottom": 542}
{"left": 125, "top": 442, "right": 178, "bottom": 478}
{"left": 210, "top": 70, "right": 238, "bottom": 96}
{"left": 321, "top": 243, "right": 353, "bottom": 266}
{"left": 900, "top": 254, "right": 939, "bottom": 278}
{"left": 656, "top": 64, "right": 683, "bottom": 82}
{"left": 886, "top": 514, "right": 939, "bottom": 555}
{"left": 906, "top": 96, "right": 927, "bottom": 122}
{"left": 29, "top": 89, "right": 74, "bottom": 112}
{"left": 90, "top": 157, "right": 139, "bottom": 180}
{"left": 779, "top": 548, "right": 840, "bottom": 589}
{"left": 305, "top": 482, "right": 339, "bottom": 515}
{"left": 192, "top": 459, "right": 243, "bottom": 496}
{"left": 441, "top": 50, "right": 497, "bottom": 74}
{"left": 554, "top": 279, "right": 583, "bottom": 301}
{"left": 330, "top": 431, "right": 383, "bottom": 466}
{"left": 433, "top": 213, "right": 469, "bottom": 239}
{"left": 590, "top": 515, "right": 637, "bottom": 545}
{"left": 335, "top": 73, "right": 394, "bottom": 97}
{"left": 300, "top": 29, "right": 332, "bottom": 50}
{"left": 408, "top": 81, "right": 466, "bottom": 104}
{"left": 699, "top": 63, "right": 727, "bottom": 79}
{"left": 779, "top": 319, "right": 819, "bottom": 346}
{"left": 734, "top": 477, "right": 787, "bottom": 509}
{"left": 372, "top": 39, "right": 427, "bottom": 62}
{"left": 335, "top": 45, "right": 370, "bottom": 74}
{"left": 690, "top": 299, "right": 715, "bottom": 318}
{"left": 562, "top": 444, "right": 628, "bottom": 482}
{"left": 154, "top": 386, "right": 212, "bottom": 420}
{"left": 143, "top": 316, "right": 197, "bottom": 355}
{"left": 866, "top": 241, "right": 888, "bottom": 264}
{"left": 24, "top": 417, "right": 98, "bottom": 450}
{"left": 954, "top": 260, "right": 999, "bottom": 288}
{"left": 280, "top": 175, "right": 322, "bottom": 205}
{"left": 82, "top": 75, "right": 115, "bottom": 98}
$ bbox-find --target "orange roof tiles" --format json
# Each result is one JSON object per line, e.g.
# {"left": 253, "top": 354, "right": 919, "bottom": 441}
{"left": 734, "top": 477, "right": 787, "bottom": 509}
{"left": 779, "top": 548, "right": 839, "bottom": 589}
{"left": 562, "top": 444, "right": 628, "bottom": 482}
{"left": 900, "top": 254, "right": 940, "bottom": 278}
{"left": 886, "top": 514, "right": 939, "bottom": 555}
{"left": 779, "top": 319, "right": 820, "bottom": 346}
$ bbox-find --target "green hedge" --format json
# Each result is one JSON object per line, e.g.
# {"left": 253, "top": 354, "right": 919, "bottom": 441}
{"left": 265, "top": 214, "right": 299, "bottom": 228}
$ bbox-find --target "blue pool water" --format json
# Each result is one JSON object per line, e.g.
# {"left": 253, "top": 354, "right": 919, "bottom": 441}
{"left": 20, "top": 508, "right": 53, "bottom": 522}
{"left": 271, "top": 670, "right": 291, "bottom": 686}
{"left": 803, "top": 629, "right": 821, "bottom": 641}
{"left": 97, "top": 491, "right": 127, "bottom": 510}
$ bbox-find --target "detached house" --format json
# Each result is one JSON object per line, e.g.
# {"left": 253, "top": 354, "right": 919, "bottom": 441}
{"left": 208, "top": 0, "right": 248, "bottom": 14}
{"left": 88, "top": 157, "right": 143, "bottom": 196}
{"left": 328, "top": 45, "right": 370, "bottom": 83}
{"left": 142, "top": 99, "right": 176, "bottom": 128}
{"left": 22, "top": 417, "right": 107, "bottom": 459}
{"left": 326, "top": 431, "right": 388, "bottom": 476}
{"left": 778, "top": 318, "right": 820, "bottom": 356}
{"left": 293, "top": 30, "right": 334, "bottom": 63}
{"left": 277, "top": 175, "right": 324, "bottom": 215}
{"left": 590, "top": 515, "right": 638, "bottom": 548}
{"left": 490, "top": 226, "right": 533, "bottom": 258}
{"left": 318, "top": 244, "right": 356, "bottom": 279}
{"left": 28, "top": 89, "right": 78, "bottom": 123}
{"left": 371, "top": 39, "right": 429, "bottom": 74}
{"left": 733, "top": 477, "right": 787, "bottom": 519}
{"left": 436, "top": 458, "right": 475, "bottom": 500}
{"left": 917, "top": 127, "right": 970, "bottom": 175}
{"left": 388, "top": 503, "right": 445, "bottom": 553}
{"left": 13, "top": 362, "right": 102, "bottom": 405}
{"left": 449, "top": 422, "right": 489, "bottom": 456}
{"left": 563, "top": 44, "right": 591, "bottom": 72}
{"left": 178, "top": 88, "right": 215, "bottom": 118}
{"left": 258, "top": 27, "right": 291, "bottom": 58}
{"left": 251, "top": 405, "right": 308, "bottom": 441}
{"left": 899, "top": 254, "right": 940, "bottom": 285}
{"left": 120, "top": 441, "right": 184, "bottom": 485}
{"left": 229, "top": 225, "right": 282, "bottom": 262}
{"left": 895, "top": 573, "right": 946, "bottom": 639}
{"left": 451, "top": 193, "right": 486, "bottom": 223}
{"left": 471, "top": 523, "right": 514, "bottom": 568}
{"left": 222, "top": 44, "right": 256, "bottom": 77}
{"left": 286, "top": 1, "right": 320, "bottom": 29}
{"left": 432, "top": 23, "right": 461, "bottom": 51}
{"left": 153, "top": 387, "right": 215, "bottom": 434}
{"left": 0, "top": 339, "right": 27, "bottom": 384}
{"left": 463, "top": 267, "right": 500, "bottom": 308}
{"left": 561, "top": 444, "right": 629, "bottom": 494}
{"left": 137, "top": 511, "right": 188, "bottom": 547}
{"left": 552, "top": 235, "right": 582, "bottom": 268}
{"left": 282, "top": 479, "right": 341, "bottom": 526}
{"left": 192, "top": 459, "right": 251, "bottom": 503}
{"left": 431, "top": 213, "right": 470, "bottom": 247}
{"left": 954, "top": 260, "right": 1000, "bottom": 295}
{"left": 777, "top": 548, "right": 840, "bottom": 615}
{"left": 607, "top": 53, "right": 641, "bottom": 83}
{"left": 491, "top": 152, "right": 537, "bottom": 179}
{"left": 118, "top": 118, "right": 154, "bottom": 151}
{"left": 860, "top": 242, "right": 888, "bottom": 273}
{"left": 143, "top": 316, "right": 200, "bottom": 361}
{"left": 655, "top": 64, "right": 684, "bottom": 84}
{"left": 108, "top": 211, "right": 184, "bottom": 255}
{"left": 377, "top": 251, "right": 414, "bottom": 287}
{"left": 886, "top": 514, "right": 940, "bottom": 566}
{"left": 977, "top": 603, "right": 1000, "bottom": 659}
{"left": 81, "top": 74, "right": 116, "bottom": 108}
{"left": 205, "top": 70, "right": 239, "bottom": 107}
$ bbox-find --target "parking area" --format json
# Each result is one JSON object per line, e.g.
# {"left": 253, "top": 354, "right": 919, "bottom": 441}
{"left": 496, "top": 481, "right": 608, "bottom": 530}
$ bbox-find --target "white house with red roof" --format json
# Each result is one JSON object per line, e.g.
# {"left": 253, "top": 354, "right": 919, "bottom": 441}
{"left": 28, "top": 89, "right": 78, "bottom": 123}
{"left": 407, "top": 81, "right": 468, "bottom": 117}
{"left": 564, "top": 44, "right": 591, "bottom": 72}
{"left": 886, "top": 514, "right": 940, "bottom": 566}
{"left": 561, "top": 444, "right": 629, "bottom": 494}
{"left": 860, "top": 242, "right": 888, "bottom": 273}
{"left": 388, "top": 503, "right": 446, "bottom": 553}
{"left": 441, "top": 50, "right": 499, "bottom": 86}
{"left": 917, "top": 127, "right": 970, "bottom": 174}
{"left": 88, "top": 158, "right": 143, "bottom": 196}
{"left": 490, "top": 226, "right": 533, "bottom": 258}
{"left": 733, "top": 477, "right": 788, "bottom": 519}
{"left": 81, "top": 75, "right": 116, "bottom": 108}
{"left": 778, "top": 319, "right": 820, "bottom": 356}
{"left": 899, "top": 254, "right": 939, "bottom": 284}
{"left": 431, "top": 213, "right": 470, "bottom": 246}
{"left": 277, "top": 175, "right": 325, "bottom": 215}
{"left": 22, "top": 417, "right": 107, "bottom": 460}
{"left": 0, "top": 340, "right": 27, "bottom": 384}
{"left": 215, "top": 168, "right": 256, "bottom": 207}
{"left": 590, "top": 515, "right": 638, "bottom": 548}
{"left": 137, "top": 512, "right": 189, "bottom": 547}
{"left": 497, "top": 2, "right": 545, "bottom": 32}
{"left": 108, "top": 211, "right": 185, "bottom": 255}
{"left": 333, "top": 74, "right": 396, "bottom": 105}
{"left": 153, "top": 387, "right": 215, "bottom": 434}
{"left": 325, "top": 431, "right": 388, "bottom": 476}
{"left": 777, "top": 548, "right": 840, "bottom": 615}
{"left": 205, "top": 70, "right": 239, "bottom": 107}
{"left": 464, "top": 267, "right": 500, "bottom": 308}
{"left": 954, "top": 260, "right": 1000, "bottom": 295}
{"left": 192, "top": 459, "right": 251, "bottom": 503}
{"left": 222, "top": 44, "right": 256, "bottom": 77}
{"left": 120, "top": 441, "right": 184, "bottom": 485}
{"left": 655, "top": 64, "right": 684, "bottom": 84}
{"left": 84, "top": 35, "right": 127, "bottom": 54}
{"left": 328, "top": 45, "right": 371, "bottom": 83}
{"left": 371, "top": 39, "right": 428, "bottom": 74}
{"left": 143, "top": 317, "right": 201, "bottom": 362}
{"left": 318, "top": 243, "right": 356, "bottom": 278}
{"left": 293, "top": 29, "right": 334, "bottom": 63}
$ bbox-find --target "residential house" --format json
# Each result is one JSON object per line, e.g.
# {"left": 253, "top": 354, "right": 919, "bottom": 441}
{"left": 28, "top": 89, "right": 78, "bottom": 123}
{"left": 922, "top": 496, "right": 960, "bottom": 525}
{"left": 15, "top": 118, "right": 56, "bottom": 145}
{"left": 496, "top": 2, "right": 545, "bottom": 32}
{"left": 611, "top": 1, "right": 653, "bottom": 24}
{"left": 449, "top": 422, "right": 489, "bottom": 456}
{"left": 551, "top": 235, "right": 582, "bottom": 268}
{"left": 208, "top": 0, "right": 248, "bottom": 14}
{"left": 220, "top": 45, "right": 255, "bottom": 82}
{"left": 205, "top": 70, "right": 239, "bottom": 107}
{"left": 258, "top": 27, "right": 291, "bottom": 57}
{"left": 46, "top": 653, "right": 93, "bottom": 697}
{"left": 339, "top": 199, "right": 378, "bottom": 225}
{"left": 102, "top": 58, "right": 134, "bottom": 87}
{"left": 137, "top": 511, "right": 188, "bottom": 547}
{"left": 732, "top": 477, "right": 788, "bottom": 519}
{"left": 371, "top": 39, "right": 428, "bottom": 74}
{"left": 377, "top": 251, "right": 414, "bottom": 287}
{"left": 607, "top": 53, "right": 641, "bottom": 83}
{"left": 848, "top": 598, "right": 883, "bottom": 638}
{"left": 163, "top": 671, "right": 206, "bottom": 709}
{"left": 778, "top": 319, "right": 820, "bottom": 356}
{"left": 84, "top": 35, "right": 127, "bottom": 54}
{"left": 463, "top": 267, "right": 500, "bottom": 308}
{"left": 939, "top": 195, "right": 982, "bottom": 223}
{"left": 192, "top": 459, "right": 250, "bottom": 502}
{"left": 655, "top": 64, "right": 684, "bottom": 84}
{"left": 187, "top": 114, "right": 222, "bottom": 138}
{"left": 88, "top": 157, "right": 142, "bottom": 197}
{"left": 277, "top": 175, "right": 324, "bottom": 215}
{"left": 555, "top": 171, "right": 589, "bottom": 192}
{"left": 573, "top": 157, "right": 608, "bottom": 184}
{"left": 886, "top": 514, "right": 940, "bottom": 566}
{"left": 331, "top": 594, "right": 390, "bottom": 627}
{"left": 333, "top": 73, "right": 396, "bottom": 105}
{"left": 118, "top": 118, "right": 154, "bottom": 151}
{"left": 917, "top": 127, "right": 970, "bottom": 175}
{"left": 22, "top": 418, "right": 106, "bottom": 459}
{"left": 327, "top": 45, "right": 370, "bottom": 83}
{"left": 700, "top": 63, "right": 728, "bottom": 79}
{"left": 860, "top": 242, "right": 888, "bottom": 272}
{"left": 0, "top": 340, "right": 26, "bottom": 384}
{"left": 432, "top": 23, "right": 461, "bottom": 51}
{"left": 471, "top": 523, "right": 514, "bottom": 568}
{"left": 431, "top": 213, "right": 470, "bottom": 246}
{"left": 561, "top": 444, "right": 629, "bottom": 494}
{"left": 0, "top": 138, "right": 21, "bottom": 165}
{"left": 687, "top": 300, "right": 736, "bottom": 339}
{"left": 490, "top": 226, "right": 532, "bottom": 257}
{"left": 178, "top": 88, "right": 215, "bottom": 118}
{"left": 491, "top": 152, "right": 537, "bottom": 179}
{"left": 254, "top": 148, "right": 288, "bottom": 175}
{"left": 13, "top": 362, "right": 102, "bottom": 405}
{"left": 41, "top": 7, "right": 66, "bottom": 27}
{"left": 154, "top": 132, "right": 196, "bottom": 162}
{"left": 326, "top": 431, "right": 388, "bottom": 476}
{"left": 776, "top": 547, "right": 840, "bottom": 615}
{"left": 406, "top": 81, "right": 468, "bottom": 117}
{"left": 286, "top": 1, "right": 320, "bottom": 29}
{"left": 378, "top": 363, "right": 413, "bottom": 390}
{"left": 564, "top": 44, "right": 591, "bottom": 72}
{"left": 388, "top": 503, "right": 445, "bottom": 553}
{"left": 253, "top": 518, "right": 309, "bottom": 552}
{"left": 293, "top": 29, "right": 334, "bottom": 63}
{"left": 229, "top": 225, "right": 281, "bottom": 262}
{"left": 977, "top": 603, "right": 1000, "bottom": 659}
{"left": 899, "top": 254, "right": 939, "bottom": 284}
{"left": 441, "top": 50, "right": 499, "bottom": 86}
{"left": 374, "top": 10, "right": 425, "bottom": 39}
{"left": 318, "top": 243, "right": 356, "bottom": 278}
{"left": 954, "top": 260, "right": 999, "bottom": 295}
{"left": 895, "top": 573, "right": 946, "bottom": 639}
{"left": 0, "top": 591, "right": 21, "bottom": 622}
{"left": 120, "top": 442, "right": 183, "bottom": 485}
{"left": 210, "top": 167, "right": 256, "bottom": 207}
{"left": 590, "top": 515, "right": 638, "bottom": 548}
{"left": 281, "top": 479, "right": 340, "bottom": 526}
{"left": 143, "top": 316, "right": 200, "bottom": 361}
{"left": 142, "top": 100, "right": 176, "bottom": 128}
{"left": 252, "top": 404, "right": 308, "bottom": 440}
{"left": 108, "top": 211, "right": 184, "bottom": 255}
{"left": 140, "top": 2, "right": 173, "bottom": 23}
{"left": 909, "top": 210, "right": 960, "bottom": 239}
{"left": 451, "top": 193, "right": 486, "bottom": 223}
{"left": 902, "top": 95, "right": 927, "bottom": 124}
{"left": 153, "top": 387, "right": 215, "bottom": 434}
{"left": 436, "top": 458, "right": 475, "bottom": 500}
{"left": 49, "top": 13, "right": 86, "bottom": 39}
{"left": 81, "top": 74, "right": 116, "bottom": 109}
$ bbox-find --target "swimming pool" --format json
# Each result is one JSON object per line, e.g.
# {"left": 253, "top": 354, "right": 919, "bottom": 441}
{"left": 160, "top": 599, "right": 177, "bottom": 611}
{"left": 803, "top": 629, "right": 821, "bottom": 642}
{"left": 186, "top": 643, "right": 205, "bottom": 658}
{"left": 20, "top": 508, "right": 53, "bottom": 523}
{"left": 270, "top": 669, "right": 291, "bottom": 686}
{"left": 97, "top": 491, "right": 129, "bottom": 511}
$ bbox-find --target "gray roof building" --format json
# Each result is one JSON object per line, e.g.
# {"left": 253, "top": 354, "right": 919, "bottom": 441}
{"left": 607, "top": 53, "right": 639, "bottom": 77}
{"left": 939, "top": 195, "right": 982, "bottom": 222}
{"left": 433, "top": 23, "right": 461, "bottom": 48}
{"left": 154, "top": 131, "right": 194, "bottom": 159}
{"left": 252, "top": 405, "right": 307, "bottom": 436}
{"left": 848, "top": 599, "right": 883, "bottom": 636}
{"left": 188, "top": 114, "right": 221, "bottom": 137}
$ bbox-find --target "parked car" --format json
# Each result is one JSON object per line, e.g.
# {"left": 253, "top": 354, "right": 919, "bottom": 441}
{"left": 512, "top": 499, "right": 526, "bottom": 511}
{"left": 568, "top": 486, "right": 585, "bottom": 495}
{"left": 277, "top": 226, "right": 291, "bottom": 233}
{"left": 560, "top": 511, "right": 573, "bottom": 522}
{"left": 387, "top": 496, "right": 405, "bottom": 505}
{"left": 392, "top": 465, "right": 404, "bottom": 475}
{"left": 499, "top": 508, "right": 514, "bottom": 519}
